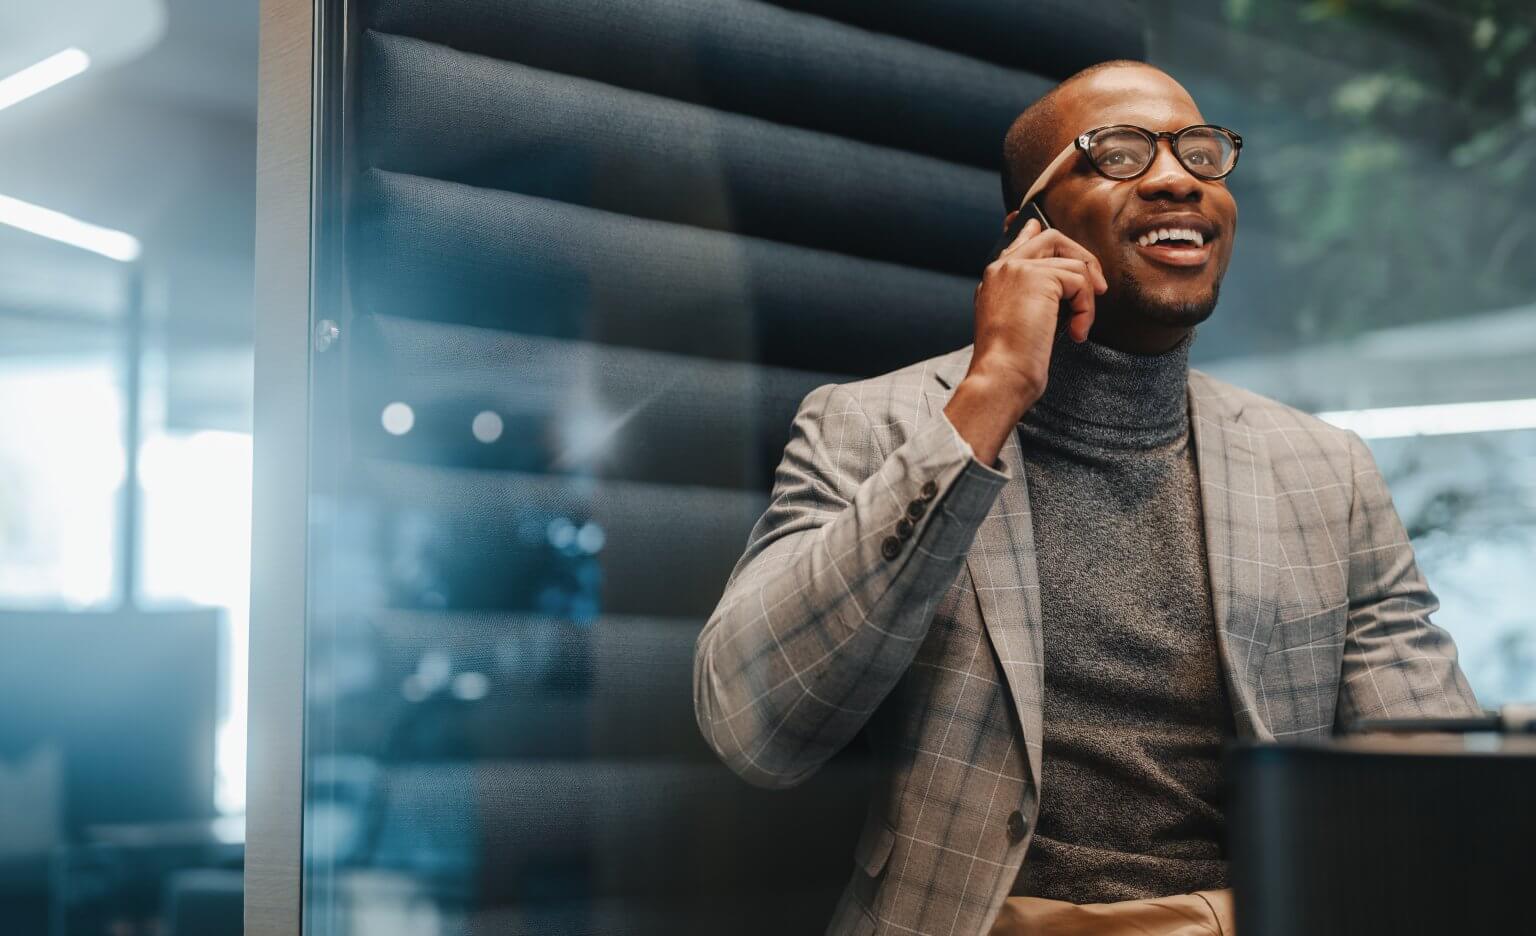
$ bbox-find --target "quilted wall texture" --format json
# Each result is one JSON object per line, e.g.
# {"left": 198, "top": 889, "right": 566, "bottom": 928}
{"left": 316, "top": 0, "right": 1144, "bottom": 931}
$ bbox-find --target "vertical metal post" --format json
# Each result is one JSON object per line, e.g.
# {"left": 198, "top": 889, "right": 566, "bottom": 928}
{"left": 248, "top": 0, "right": 316, "bottom": 932}
{"left": 118, "top": 262, "right": 145, "bottom": 609}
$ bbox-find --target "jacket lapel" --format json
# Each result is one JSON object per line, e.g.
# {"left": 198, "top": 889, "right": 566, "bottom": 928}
{"left": 1187, "top": 371, "right": 1280, "bottom": 739}
{"left": 929, "top": 354, "right": 1282, "bottom": 764}
{"left": 966, "top": 427, "right": 1047, "bottom": 787}
{"left": 928, "top": 352, "right": 1046, "bottom": 788}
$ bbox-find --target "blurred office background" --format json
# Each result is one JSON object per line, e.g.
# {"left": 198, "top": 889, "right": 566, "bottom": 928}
{"left": 0, "top": 0, "right": 1532, "bottom": 934}
{"left": 0, "top": 0, "right": 253, "bottom": 933}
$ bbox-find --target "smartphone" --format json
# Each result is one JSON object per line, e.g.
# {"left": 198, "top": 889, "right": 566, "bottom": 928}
{"left": 982, "top": 199, "right": 1082, "bottom": 337}
{"left": 984, "top": 198, "right": 1051, "bottom": 266}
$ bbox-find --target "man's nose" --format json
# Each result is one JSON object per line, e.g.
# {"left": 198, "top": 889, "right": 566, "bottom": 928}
{"left": 1135, "top": 141, "right": 1201, "bottom": 202}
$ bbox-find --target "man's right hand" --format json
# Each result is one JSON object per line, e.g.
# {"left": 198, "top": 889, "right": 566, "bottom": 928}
{"left": 943, "top": 217, "right": 1107, "bottom": 467}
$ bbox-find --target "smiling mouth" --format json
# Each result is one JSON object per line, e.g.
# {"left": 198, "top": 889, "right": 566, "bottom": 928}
{"left": 1131, "top": 227, "right": 1214, "bottom": 268}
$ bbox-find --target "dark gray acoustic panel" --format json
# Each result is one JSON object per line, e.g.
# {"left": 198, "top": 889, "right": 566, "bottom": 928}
{"left": 318, "top": 0, "right": 1147, "bottom": 927}
{"left": 349, "top": 169, "right": 977, "bottom": 374}
{"left": 356, "top": 611, "right": 708, "bottom": 760}
{"left": 363, "top": 0, "right": 1057, "bottom": 169}
{"left": 359, "top": 31, "right": 1001, "bottom": 276}
{"left": 369, "top": 760, "right": 876, "bottom": 896}
{"left": 763, "top": 0, "right": 1146, "bottom": 76}
{"left": 356, "top": 459, "right": 767, "bottom": 617}
{"left": 352, "top": 316, "right": 838, "bottom": 489}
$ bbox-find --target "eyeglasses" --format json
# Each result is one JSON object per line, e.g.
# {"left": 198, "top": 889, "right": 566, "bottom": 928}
{"left": 1075, "top": 124, "right": 1242, "bottom": 181}
{"left": 1016, "top": 124, "right": 1243, "bottom": 216}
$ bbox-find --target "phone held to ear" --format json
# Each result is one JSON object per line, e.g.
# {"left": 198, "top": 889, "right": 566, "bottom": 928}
{"left": 984, "top": 198, "right": 1051, "bottom": 266}
{"left": 980, "top": 198, "right": 1081, "bottom": 338}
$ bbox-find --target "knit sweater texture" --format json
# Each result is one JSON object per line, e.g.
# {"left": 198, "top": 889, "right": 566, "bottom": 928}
{"left": 1007, "top": 330, "right": 1235, "bottom": 903}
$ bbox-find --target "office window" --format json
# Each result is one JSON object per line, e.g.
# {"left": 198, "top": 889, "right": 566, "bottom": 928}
{"left": 1146, "top": 0, "right": 1536, "bottom": 705}
{"left": 0, "top": 353, "right": 124, "bottom": 608}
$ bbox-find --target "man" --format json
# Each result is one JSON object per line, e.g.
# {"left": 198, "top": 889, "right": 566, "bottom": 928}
{"left": 692, "top": 61, "right": 1479, "bottom": 936}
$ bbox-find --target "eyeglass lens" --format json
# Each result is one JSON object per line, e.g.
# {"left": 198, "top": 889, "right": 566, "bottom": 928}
{"left": 1086, "top": 127, "right": 1236, "bottom": 179}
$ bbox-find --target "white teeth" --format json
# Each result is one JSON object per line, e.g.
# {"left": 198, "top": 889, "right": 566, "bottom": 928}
{"left": 1137, "top": 227, "right": 1206, "bottom": 248}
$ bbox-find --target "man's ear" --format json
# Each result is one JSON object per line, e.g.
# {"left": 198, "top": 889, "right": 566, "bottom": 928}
{"left": 1002, "top": 209, "right": 1019, "bottom": 233}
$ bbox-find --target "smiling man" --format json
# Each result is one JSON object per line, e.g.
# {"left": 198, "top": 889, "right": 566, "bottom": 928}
{"left": 693, "top": 61, "right": 1480, "bottom": 936}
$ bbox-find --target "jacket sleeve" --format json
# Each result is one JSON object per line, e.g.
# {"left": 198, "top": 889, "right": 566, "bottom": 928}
{"left": 693, "top": 381, "right": 1009, "bottom": 789}
{"left": 1335, "top": 430, "right": 1483, "bottom": 728}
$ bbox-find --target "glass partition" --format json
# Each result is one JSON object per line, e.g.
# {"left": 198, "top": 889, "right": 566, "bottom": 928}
{"left": 285, "top": 2, "right": 1535, "bottom": 933}
{"left": 1146, "top": 0, "right": 1536, "bottom": 705}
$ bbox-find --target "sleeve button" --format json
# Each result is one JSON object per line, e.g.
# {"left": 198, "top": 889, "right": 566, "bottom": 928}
{"left": 920, "top": 480, "right": 938, "bottom": 501}
{"left": 896, "top": 517, "right": 914, "bottom": 540}
{"left": 906, "top": 500, "right": 927, "bottom": 521}
{"left": 881, "top": 536, "right": 902, "bottom": 560}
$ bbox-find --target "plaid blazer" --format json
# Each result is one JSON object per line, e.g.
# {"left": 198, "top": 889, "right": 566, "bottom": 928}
{"left": 692, "top": 344, "right": 1480, "bottom": 936}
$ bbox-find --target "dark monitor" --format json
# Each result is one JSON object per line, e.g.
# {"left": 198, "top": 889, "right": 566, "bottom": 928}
{"left": 1228, "top": 735, "right": 1536, "bottom": 936}
{"left": 0, "top": 609, "right": 220, "bottom": 838}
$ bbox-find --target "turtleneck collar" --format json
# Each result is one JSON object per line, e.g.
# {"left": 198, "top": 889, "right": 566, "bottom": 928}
{"left": 1022, "top": 329, "right": 1194, "bottom": 450}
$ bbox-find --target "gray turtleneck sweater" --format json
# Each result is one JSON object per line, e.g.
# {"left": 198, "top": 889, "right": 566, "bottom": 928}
{"left": 1007, "top": 331, "right": 1235, "bottom": 904}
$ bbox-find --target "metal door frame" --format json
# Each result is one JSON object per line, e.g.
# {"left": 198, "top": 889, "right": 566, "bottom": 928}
{"left": 248, "top": 0, "right": 325, "bottom": 930}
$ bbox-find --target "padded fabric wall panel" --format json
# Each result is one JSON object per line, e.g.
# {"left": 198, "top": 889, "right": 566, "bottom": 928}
{"left": 326, "top": 0, "right": 1147, "bottom": 926}
{"left": 367, "top": 611, "right": 708, "bottom": 760}
{"left": 764, "top": 0, "right": 1145, "bottom": 76}
{"left": 373, "top": 760, "right": 874, "bottom": 896}
{"left": 359, "top": 461, "right": 767, "bottom": 618}
{"left": 360, "top": 31, "right": 1001, "bottom": 276}
{"left": 460, "top": 891, "right": 846, "bottom": 936}
{"left": 364, "top": 0, "right": 1053, "bottom": 170}
{"left": 356, "top": 316, "right": 837, "bottom": 490}
{"left": 352, "top": 170, "right": 975, "bottom": 375}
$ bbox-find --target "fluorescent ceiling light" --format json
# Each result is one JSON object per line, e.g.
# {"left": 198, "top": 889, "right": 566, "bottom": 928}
{"left": 0, "top": 192, "right": 141, "bottom": 262}
{"left": 1316, "top": 398, "right": 1536, "bottom": 440}
{"left": 0, "top": 48, "right": 91, "bottom": 113}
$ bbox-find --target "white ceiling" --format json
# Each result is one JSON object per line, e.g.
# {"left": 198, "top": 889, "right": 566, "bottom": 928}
{"left": 0, "top": 0, "right": 258, "bottom": 353}
{"left": 1, "top": 0, "right": 167, "bottom": 79}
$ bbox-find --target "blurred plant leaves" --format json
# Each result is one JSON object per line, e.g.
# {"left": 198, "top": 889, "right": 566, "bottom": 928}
{"left": 1200, "top": 0, "right": 1536, "bottom": 343}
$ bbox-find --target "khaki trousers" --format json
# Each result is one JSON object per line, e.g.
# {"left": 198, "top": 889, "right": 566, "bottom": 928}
{"left": 987, "top": 889, "right": 1235, "bottom": 936}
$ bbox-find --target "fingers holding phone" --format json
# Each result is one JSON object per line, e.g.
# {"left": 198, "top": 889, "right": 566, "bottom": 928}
{"left": 972, "top": 214, "right": 1108, "bottom": 399}
{"left": 949, "top": 148, "right": 1107, "bottom": 463}
{"left": 999, "top": 217, "right": 1108, "bottom": 341}
{"left": 950, "top": 218, "right": 1109, "bottom": 464}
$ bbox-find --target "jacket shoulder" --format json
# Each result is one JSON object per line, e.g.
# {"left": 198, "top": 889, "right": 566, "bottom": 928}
{"left": 789, "top": 347, "right": 969, "bottom": 457}
{"left": 816, "top": 346, "right": 970, "bottom": 417}
{"left": 1190, "top": 368, "right": 1362, "bottom": 466}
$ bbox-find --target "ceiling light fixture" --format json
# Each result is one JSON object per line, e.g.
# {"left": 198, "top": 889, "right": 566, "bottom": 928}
{"left": 0, "top": 192, "right": 141, "bottom": 262}
{"left": 1316, "top": 398, "right": 1536, "bottom": 440}
{"left": 0, "top": 47, "right": 91, "bottom": 114}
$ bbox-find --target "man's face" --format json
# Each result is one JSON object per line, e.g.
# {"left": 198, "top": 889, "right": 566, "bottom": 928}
{"left": 1027, "top": 67, "right": 1239, "bottom": 342}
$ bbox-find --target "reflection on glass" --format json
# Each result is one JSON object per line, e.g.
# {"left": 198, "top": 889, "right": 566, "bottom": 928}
{"left": 0, "top": 355, "right": 124, "bottom": 608}
{"left": 297, "top": 1, "right": 1535, "bottom": 933}
{"left": 1144, "top": 0, "right": 1536, "bottom": 706}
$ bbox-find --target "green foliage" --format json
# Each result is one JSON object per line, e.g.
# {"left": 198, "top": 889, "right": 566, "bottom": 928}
{"left": 1214, "top": 0, "right": 1536, "bottom": 341}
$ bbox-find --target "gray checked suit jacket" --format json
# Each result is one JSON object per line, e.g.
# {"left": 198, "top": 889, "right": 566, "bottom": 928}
{"left": 692, "top": 345, "right": 1480, "bottom": 936}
